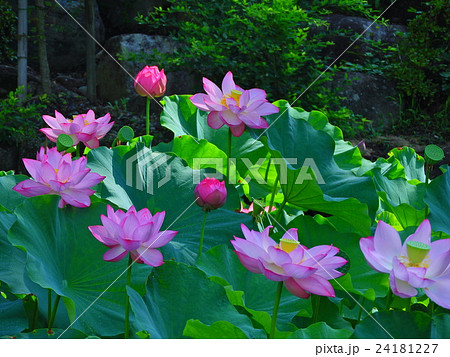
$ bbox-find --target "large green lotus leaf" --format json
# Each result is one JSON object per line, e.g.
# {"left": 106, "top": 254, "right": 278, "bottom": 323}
{"left": 183, "top": 319, "right": 248, "bottom": 339}
{"left": 0, "top": 211, "right": 28, "bottom": 294}
{"left": 0, "top": 296, "right": 29, "bottom": 336}
{"left": 127, "top": 261, "right": 266, "bottom": 339}
{"left": 287, "top": 215, "right": 389, "bottom": 299}
{"left": 277, "top": 163, "right": 371, "bottom": 236}
{"left": 196, "top": 245, "right": 310, "bottom": 331}
{"left": 0, "top": 175, "right": 28, "bottom": 212}
{"left": 372, "top": 168, "right": 426, "bottom": 210}
{"left": 424, "top": 166, "right": 450, "bottom": 234}
{"left": 7, "top": 195, "right": 151, "bottom": 336}
{"left": 87, "top": 145, "right": 252, "bottom": 265}
{"left": 1, "top": 328, "right": 88, "bottom": 339}
{"left": 260, "top": 101, "right": 378, "bottom": 219}
{"left": 388, "top": 147, "right": 426, "bottom": 182}
{"left": 288, "top": 321, "right": 352, "bottom": 339}
{"left": 352, "top": 311, "right": 432, "bottom": 338}
{"left": 431, "top": 314, "right": 450, "bottom": 338}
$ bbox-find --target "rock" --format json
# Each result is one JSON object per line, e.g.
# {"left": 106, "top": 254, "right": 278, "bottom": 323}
{"left": 328, "top": 71, "right": 399, "bottom": 130}
{"left": 96, "top": 34, "right": 196, "bottom": 111}
{"left": 29, "top": 0, "right": 105, "bottom": 73}
{"left": 312, "top": 14, "right": 407, "bottom": 63}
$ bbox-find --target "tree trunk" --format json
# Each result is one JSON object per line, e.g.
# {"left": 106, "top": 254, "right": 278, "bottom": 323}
{"left": 17, "top": 0, "right": 28, "bottom": 101}
{"left": 85, "top": 0, "right": 96, "bottom": 102}
{"left": 36, "top": 0, "right": 51, "bottom": 94}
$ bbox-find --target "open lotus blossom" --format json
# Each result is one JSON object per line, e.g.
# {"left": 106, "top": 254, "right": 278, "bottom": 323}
{"left": 190, "top": 71, "right": 279, "bottom": 137}
{"left": 88, "top": 205, "right": 177, "bottom": 266}
{"left": 194, "top": 177, "right": 227, "bottom": 211}
{"left": 13, "top": 147, "right": 105, "bottom": 208}
{"left": 134, "top": 65, "right": 167, "bottom": 98}
{"left": 231, "top": 225, "right": 347, "bottom": 298}
{"left": 40, "top": 110, "right": 114, "bottom": 149}
{"left": 360, "top": 219, "right": 450, "bottom": 309}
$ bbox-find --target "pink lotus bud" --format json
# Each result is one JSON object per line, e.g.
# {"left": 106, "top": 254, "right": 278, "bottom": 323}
{"left": 194, "top": 177, "right": 227, "bottom": 211}
{"left": 134, "top": 65, "right": 167, "bottom": 98}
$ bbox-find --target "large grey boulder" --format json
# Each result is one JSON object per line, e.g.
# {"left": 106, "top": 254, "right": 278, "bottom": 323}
{"left": 328, "top": 72, "right": 400, "bottom": 130}
{"left": 96, "top": 33, "right": 196, "bottom": 110}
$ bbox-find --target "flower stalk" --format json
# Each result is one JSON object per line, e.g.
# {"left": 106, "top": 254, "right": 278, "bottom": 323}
{"left": 146, "top": 97, "right": 151, "bottom": 136}
{"left": 124, "top": 254, "right": 133, "bottom": 339}
{"left": 198, "top": 210, "right": 209, "bottom": 258}
{"left": 48, "top": 294, "right": 61, "bottom": 330}
{"left": 269, "top": 281, "right": 283, "bottom": 339}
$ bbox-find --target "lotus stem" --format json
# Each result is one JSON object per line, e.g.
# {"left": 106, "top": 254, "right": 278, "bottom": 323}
{"left": 269, "top": 281, "right": 283, "bottom": 339}
{"left": 124, "top": 253, "right": 133, "bottom": 339}
{"left": 146, "top": 97, "right": 150, "bottom": 136}
{"left": 198, "top": 210, "right": 209, "bottom": 258}
{"left": 312, "top": 295, "right": 321, "bottom": 324}
{"left": 274, "top": 198, "right": 287, "bottom": 223}
{"left": 268, "top": 175, "right": 280, "bottom": 212}
{"left": 385, "top": 289, "right": 393, "bottom": 311}
{"left": 48, "top": 289, "right": 52, "bottom": 324}
{"left": 48, "top": 294, "right": 61, "bottom": 330}
{"left": 227, "top": 128, "right": 232, "bottom": 183}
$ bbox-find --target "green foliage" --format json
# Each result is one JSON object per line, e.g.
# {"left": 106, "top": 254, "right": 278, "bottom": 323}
{"left": 387, "top": 0, "right": 449, "bottom": 135}
{"left": 135, "top": 0, "right": 333, "bottom": 105}
{"left": 0, "top": 0, "right": 16, "bottom": 63}
{"left": 0, "top": 89, "right": 49, "bottom": 147}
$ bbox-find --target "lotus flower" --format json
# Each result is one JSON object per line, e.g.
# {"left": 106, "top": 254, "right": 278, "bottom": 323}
{"left": 231, "top": 225, "right": 347, "bottom": 298}
{"left": 238, "top": 202, "right": 276, "bottom": 215}
{"left": 40, "top": 110, "right": 114, "bottom": 149}
{"left": 88, "top": 205, "right": 177, "bottom": 266}
{"left": 194, "top": 177, "right": 227, "bottom": 211}
{"left": 360, "top": 219, "right": 450, "bottom": 308}
{"left": 190, "top": 72, "right": 279, "bottom": 137}
{"left": 134, "top": 65, "right": 167, "bottom": 98}
{"left": 13, "top": 147, "right": 105, "bottom": 208}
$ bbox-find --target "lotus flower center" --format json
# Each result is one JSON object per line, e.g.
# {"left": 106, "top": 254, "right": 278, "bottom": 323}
{"left": 406, "top": 241, "right": 430, "bottom": 265}
{"left": 221, "top": 89, "right": 242, "bottom": 107}
{"left": 280, "top": 238, "right": 299, "bottom": 253}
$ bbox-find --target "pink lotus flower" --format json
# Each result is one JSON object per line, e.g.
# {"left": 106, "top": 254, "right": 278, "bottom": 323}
{"left": 88, "top": 205, "right": 177, "bottom": 266}
{"left": 231, "top": 225, "right": 347, "bottom": 298}
{"left": 360, "top": 219, "right": 450, "bottom": 308}
{"left": 194, "top": 177, "right": 227, "bottom": 211}
{"left": 190, "top": 72, "right": 279, "bottom": 137}
{"left": 13, "top": 147, "right": 105, "bottom": 208}
{"left": 134, "top": 65, "right": 167, "bottom": 98}
{"left": 237, "top": 202, "right": 276, "bottom": 215}
{"left": 40, "top": 110, "right": 114, "bottom": 149}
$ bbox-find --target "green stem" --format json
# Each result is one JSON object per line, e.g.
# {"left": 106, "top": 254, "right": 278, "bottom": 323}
{"left": 47, "top": 289, "right": 52, "bottom": 324}
{"left": 124, "top": 254, "right": 133, "bottom": 339}
{"left": 425, "top": 163, "right": 431, "bottom": 185}
{"left": 357, "top": 296, "right": 365, "bottom": 322}
{"left": 31, "top": 295, "right": 38, "bottom": 331}
{"left": 385, "top": 289, "right": 393, "bottom": 311}
{"left": 264, "top": 157, "right": 272, "bottom": 185}
{"left": 112, "top": 138, "right": 118, "bottom": 147}
{"left": 269, "top": 281, "right": 283, "bottom": 339}
{"left": 48, "top": 294, "right": 61, "bottom": 330}
{"left": 198, "top": 210, "right": 209, "bottom": 258}
{"left": 146, "top": 97, "right": 150, "bottom": 136}
{"left": 268, "top": 175, "right": 279, "bottom": 212}
{"left": 312, "top": 295, "right": 321, "bottom": 324}
{"left": 274, "top": 198, "right": 287, "bottom": 222}
{"left": 75, "top": 144, "right": 80, "bottom": 158}
{"left": 227, "top": 128, "right": 232, "bottom": 183}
